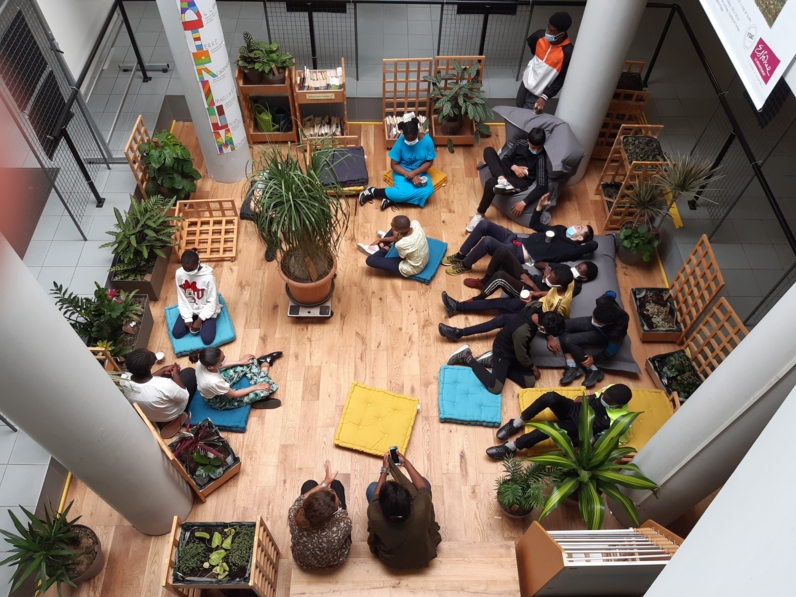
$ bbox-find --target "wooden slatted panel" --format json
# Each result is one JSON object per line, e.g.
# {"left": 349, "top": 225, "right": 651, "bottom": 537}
{"left": 685, "top": 297, "right": 748, "bottom": 379}
{"left": 593, "top": 61, "right": 651, "bottom": 159}
{"left": 124, "top": 115, "right": 151, "bottom": 199}
{"left": 162, "top": 517, "right": 201, "bottom": 597}
{"left": 595, "top": 124, "right": 664, "bottom": 194}
{"left": 382, "top": 58, "right": 433, "bottom": 147}
{"left": 88, "top": 346, "right": 121, "bottom": 372}
{"left": 250, "top": 516, "right": 281, "bottom": 597}
{"left": 669, "top": 234, "right": 725, "bottom": 339}
{"left": 603, "top": 163, "right": 666, "bottom": 230}
{"left": 176, "top": 199, "right": 239, "bottom": 261}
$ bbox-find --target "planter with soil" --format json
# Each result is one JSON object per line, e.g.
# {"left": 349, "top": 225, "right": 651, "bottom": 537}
{"left": 263, "top": 69, "right": 287, "bottom": 85}
{"left": 616, "top": 71, "right": 644, "bottom": 92}
{"left": 86, "top": 295, "right": 153, "bottom": 360}
{"left": 498, "top": 503, "right": 532, "bottom": 519}
{"left": 169, "top": 419, "right": 242, "bottom": 497}
{"left": 631, "top": 287, "right": 683, "bottom": 342}
{"left": 242, "top": 69, "right": 265, "bottom": 85}
{"left": 108, "top": 245, "right": 172, "bottom": 301}
{"left": 601, "top": 181, "right": 623, "bottom": 213}
{"left": 157, "top": 186, "right": 191, "bottom": 203}
{"left": 431, "top": 115, "right": 475, "bottom": 147}
{"left": 278, "top": 250, "right": 337, "bottom": 306}
{"left": 69, "top": 525, "right": 105, "bottom": 583}
{"left": 647, "top": 350, "right": 703, "bottom": 402}
{"left": 621, "top": 135, "right": 666, "bottom": 165}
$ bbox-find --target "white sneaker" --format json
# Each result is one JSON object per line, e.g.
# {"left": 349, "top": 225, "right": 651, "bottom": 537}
{"left": 466, "top": 214, "right": 484, "bottom": 233}
{"left": 494, "top": 178, "right": 512, "bottom": 189}
{"left": 357, "top": 243, "right": 379, "bottom": 256}
{"left": 377, "top": 230, "right": 388, "bottom": 238}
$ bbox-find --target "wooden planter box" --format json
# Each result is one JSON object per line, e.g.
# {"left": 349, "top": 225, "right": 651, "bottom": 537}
{"left": 431, "top": 115, "right": 475, "bottom": 146}
{"left": 163, "top": 516, "right": 280, "bottom": 597}
{"left": 132, "top": 296, "right": 154, "bottom": 351}
{"left": 107, "top": 245, "right": 172, "bottom": 301}
{"left": 631, "top": 287, "right": 683, "bottom": 342}
{"left": 646, "top": 351, "right": 703, "bottom": 403}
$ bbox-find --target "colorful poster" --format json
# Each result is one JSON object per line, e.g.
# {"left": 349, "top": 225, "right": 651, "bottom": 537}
{"left": 699, "top": 0, "right": 796, "bottom": 108}
{"left": 178, "top": 0, "right": 245, "bottom": 153}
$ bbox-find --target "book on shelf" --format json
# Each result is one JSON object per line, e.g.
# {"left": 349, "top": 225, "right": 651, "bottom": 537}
{"left": 297, "top": 67, "right": 343, "bottom": 91}
{"left": 302, "top": 115, "right": 344, "bottom": 138}
{"left": 384, "top": 113, "right": 428, "bottom": 139}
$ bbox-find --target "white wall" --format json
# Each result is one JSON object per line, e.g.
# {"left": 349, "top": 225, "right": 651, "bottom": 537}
{"left": 37, "top": 0, "right": 115, "bottom": 78}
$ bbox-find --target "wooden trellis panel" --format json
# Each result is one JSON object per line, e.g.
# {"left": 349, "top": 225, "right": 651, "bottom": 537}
{"left": 686, "top": 298, "right": 748, "bottom": 379}
{"left": 175, "top": 199, "right": 238, "bottom": 261}
{"left": 124, "top": 115, "right": 151, "bottom": 199}
{"left": 593, "top": 61, "right": 651, "bottom": 159}
{"left": 88, "top": 346, "right": 121, "bottom": 372}
{"left": 431, "top": 55, "right": 485, "bottom": 88}
{"left": 382, "top": 58, "right": 433, "bottom": 147}
{"left": 670, "top": 234, "right": 725, "bottom": 339}
{"left": 595, "top": 123, "right": 665, "bottom": 193}
{"left": 602, "top": 162, "right": 667, "bottom": 230}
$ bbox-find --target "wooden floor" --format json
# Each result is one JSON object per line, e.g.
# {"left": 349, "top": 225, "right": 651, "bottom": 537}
{"left": 51, "top": 124, "right": 682, "bottom": 597}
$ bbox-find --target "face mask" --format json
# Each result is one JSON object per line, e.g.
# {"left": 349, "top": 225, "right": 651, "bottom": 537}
{"left": 404, "top": 138, "right": 419, "bottom": 146}
{"left": 600, "top": 397, "right": 611, "bottom": 409}
{"left": 571, "top": 267, "right": 582, "bottom": 280}
{"left": 529, "top": 147, "right": 540, "bottom": 155}
{"left": 543, "top": 275, "right": 561, "bottom": 288}
{"left": 566, "top": 226, "right": 577, "bottom": 239}
{"left": 545, "top": 32, "right": 559, "bottom": 42}
{"left": 591, "top": 318, "right": 603, "bottom": 328}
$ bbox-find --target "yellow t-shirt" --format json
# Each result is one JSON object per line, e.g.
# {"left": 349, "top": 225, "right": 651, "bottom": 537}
{"left": 542, "top": 279, "right": 575, "bottom": 318}
{"left": 396, "top": 220, "right": 429, "bottom": 277}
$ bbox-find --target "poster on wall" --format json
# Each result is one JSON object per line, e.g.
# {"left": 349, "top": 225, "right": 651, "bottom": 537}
{"left": 700, "top": 0, "right": 796, "bottom": 108}
{"left": 178, "top": 0, "right": 246, "bottom": 153}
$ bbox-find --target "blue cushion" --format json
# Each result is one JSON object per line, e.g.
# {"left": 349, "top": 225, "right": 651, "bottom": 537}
{"left": 187, "top": 377, "right": 252, "bottom": 432}
{"left": 438, "top": 365, "right": 502, "bottom": 427}
{"left": 165, "top": 294, "right": 236, "bottom": 357}
{"left": 384, "top": 237, "right": 448, "bottom": 285}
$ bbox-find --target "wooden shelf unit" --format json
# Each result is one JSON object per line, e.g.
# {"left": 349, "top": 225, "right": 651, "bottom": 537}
{"left": 593, "top": 60, "right": 651, "bottom": 159}
{"left": 293, "top": 58, "right": 348, "bottom": 142}
{"left": 382, "top": 58, "right": 434, "bottom": 148}
{"left": 237, "top": 65, "right": 299, "bottom": 144}
{"left": 428, "top": 55, "right": 485, "bottom": 147}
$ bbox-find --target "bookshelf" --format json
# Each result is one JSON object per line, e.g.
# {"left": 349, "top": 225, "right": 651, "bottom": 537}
{"left": 293, "top": 58, "right": 348, "bottom": 141}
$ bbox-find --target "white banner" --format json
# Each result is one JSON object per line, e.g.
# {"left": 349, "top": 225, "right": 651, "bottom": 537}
{"left": 699, "top": 0, "right": 796, "bottom": 108}
{"left": 177, "top": 0, "right": 246, "bottom": 153}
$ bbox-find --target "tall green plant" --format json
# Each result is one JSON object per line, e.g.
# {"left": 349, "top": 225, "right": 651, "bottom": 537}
{"left": 101, "top": 195, "right": 182, "bottom": 280}
{"left": 525, "top": 397, "right": 659, "bottom": 529}
{"left": 623, "top": 179, "right": 668, "bottom": 230}
{"left": 654, "top": 153, "right": 718, "bottom": 206}
{"left": 0, "top": 502, "right": 81, "bottom": 595}
{"left": 237, "top": 33, "right": 294, "bottom": 76}
{"left": 139, "top": 131, "right": 201, "bottom": 201}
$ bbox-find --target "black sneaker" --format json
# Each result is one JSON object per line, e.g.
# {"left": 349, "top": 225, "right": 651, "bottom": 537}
{"left": 358, "top": 187, "right": 375, "bottom": 206}
{"left": 486, "top": 443, "right": 516, "bottom": 460}
{"left": 447, "top": 344, "right": 472, "bottom": 366}
{"left": 252, "top": 398, "right": 282, "bottom": 409}
{"left": 496, "top": 419, "right": 523, "bottom": 441}
{"left": 438, "top": 323, "right": 463, "bottom": 341}
{"left": 583, "top": 368, "right": 605, "bottom": 388}
{"left": 560, "top": 366, "right": 584, "bottom": 385}
{"left": 380, "top": 197, "right": 395, "bottom": 211}
{"left": 265, "top": 246, "right": 276, "bottom": 262}
{"left": 475, "top": 351, "right": 493, "bottom": 368}
{"left": 441, "top": 291, "right": 459, "bottom": 317}
{"left": 257, "top": 351, "right": 283, "bottom": 366}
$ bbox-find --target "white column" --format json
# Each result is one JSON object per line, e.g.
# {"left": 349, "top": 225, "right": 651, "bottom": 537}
{"left": 555, "top": 0, "right": 646, "bottom": 184}
{"left": 0, "top": 235, "right": 193, "bottom": 535}
{"left": 155, "top": 0, "right": 249, "bottom": 183}
{"left": 613, "top": 283, "right": 796, "bottom": 527}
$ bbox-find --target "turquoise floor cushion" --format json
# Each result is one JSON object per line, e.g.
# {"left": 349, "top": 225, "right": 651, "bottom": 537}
{"left": 165, "top": 293, "right": 236, "bottom": 357}
{"left": 187, "top": 377, "right": 252, "bottom": 432}
{"left": 438, "top": 365, "right": 502, "bottom": 427}
{"left": 385, "top": 238, "right": 448, "bottom": 285}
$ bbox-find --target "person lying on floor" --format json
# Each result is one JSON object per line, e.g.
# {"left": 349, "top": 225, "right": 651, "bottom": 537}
{"left": 120, "top": 348, "right": 197, "bottom": 438}
{"left": 358, "top": 118, "right": 436, "bottom": 211}
{"left": 446, "top": 304, "right": 565, "bottom": 395}
{"left": 547, "top": 291, "right": 629, "bottom": 388}
{"left": 443, "top": 194, "right": 596, "bottom": 275}
{"left": 357, "top": 215, "right": 429, "bottom": 277}
{"left": 190, "top": 347, "right": 283, "bottom": 410}
{"left": 486, "top": 383, "right": 633, "bottom": 459}
{"left": 464, "top": 127, "right": 551, "bottom": 233}
{"left": 174, "top": 248, "right": 221, "bottom": 345}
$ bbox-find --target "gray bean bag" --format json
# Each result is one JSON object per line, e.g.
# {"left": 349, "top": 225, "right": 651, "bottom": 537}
{"left": 479, "top": 107, "right": 585, "bottom": 228}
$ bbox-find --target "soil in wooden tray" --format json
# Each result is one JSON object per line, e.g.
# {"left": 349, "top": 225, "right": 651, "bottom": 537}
{"left": 68, "top": 526, "right": 101, "bottom": 579}
{"left": 617, "top": 72, "right": 644, "bottom": 91}
{"left": 622, "top": 136, "right": 666, "bottom": 163}
{"left": 601, "top": 182, "right": 622, "bottom": 200}
{"left": 174, "top": 524, "right": 255, "bottom": 584}
{"left": 634, "top": 289, "right": 680, "bottom": 331}
{"left": 118, "top": 296, "right": 148, "bottom": 352}
{"left": 651, "top": 351, "right": 703, "bottom": 401}
{"left": 176, "top": 442, "right": 235, "bottom": 488}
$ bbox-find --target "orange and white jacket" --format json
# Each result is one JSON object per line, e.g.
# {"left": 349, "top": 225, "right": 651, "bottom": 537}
{"left": 521, "top": 30, "right": 574, "bottom": 101}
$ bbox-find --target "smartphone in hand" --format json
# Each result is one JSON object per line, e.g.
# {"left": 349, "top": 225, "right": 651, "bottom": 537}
{"left": 389, "top": 446, "right": 401, "bottom": 465}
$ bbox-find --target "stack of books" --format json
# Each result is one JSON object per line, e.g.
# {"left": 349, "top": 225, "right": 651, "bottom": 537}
{"left": 302, "top": 115, "right": 344, "bottom": 137}
{"left": 297, "top": 67, "right": 343, "bottom": 91}
{"left": 385, "top": 113, "right": 428, "bottom": 139}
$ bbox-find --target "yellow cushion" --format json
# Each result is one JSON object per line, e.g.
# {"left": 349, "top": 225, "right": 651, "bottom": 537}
{"left": 334, "top": 382, "right": 419, "bottom": 457}
{"left": 516, "top": 387, "right": 674, "bottom": 456}
{"left": 383, "top": 167, "right": 448, "bottom": 191}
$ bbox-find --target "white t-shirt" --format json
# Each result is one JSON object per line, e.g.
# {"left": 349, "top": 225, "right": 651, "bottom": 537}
{"left": 396, "top": 220, "right": 429, "bottom": 277}
{"left": 120, "top": 376, "right": 189, "bottom": 422}
{"left": 196, "top": 362, "right": 231, "bottom": 399}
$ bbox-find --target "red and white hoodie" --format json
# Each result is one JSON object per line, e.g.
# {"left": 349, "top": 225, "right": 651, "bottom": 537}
{"left": 522, "top": 30, "right": 574, "bottom": 100}
{"left": 175, "top": 264, "right": 222, "bottom": 322}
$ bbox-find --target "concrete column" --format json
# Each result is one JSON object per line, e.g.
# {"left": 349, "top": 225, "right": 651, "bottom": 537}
{"left": 613, "top": 283, "right": 796, "bottom": 527}
{"left": 555, "top": 0, "right": 646, "bottom": 183}
{"left": 0, "top": 235, "right": 193, "bottom": 535}
{"left": 155, "top": 0, "right": 249, "bottom": 183}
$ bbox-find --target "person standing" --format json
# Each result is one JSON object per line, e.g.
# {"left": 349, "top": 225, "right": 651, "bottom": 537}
{"left": 516, "top": 12, "right": 574, "bottom": 112}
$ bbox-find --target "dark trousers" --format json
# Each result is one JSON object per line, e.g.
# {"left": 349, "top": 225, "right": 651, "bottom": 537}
{"left": 467, "top": 353, "right": 536, "bottom": 395}
{"left": 366, "top": 477, "right": 431, "bottom": 502}
{"left": 515, "top": 392, "right": 578, "bottom": 450}
{"left": 457, "top": 296, "right": 524, "bottom": 315}
{"left": 479, "top": 246, "right": 528, "bottom": 285}
{"left": 301, "top": 479, "right": 347, "bottom": 510}
{"left": 477, "top": 147, "right": 530, "bottom": 214}
{"left": 365, "top": 228, "right": 402, "bottom": 274}
{"left": 516, "top": 87, "right": 540, "bottom": 110}
{"left": 460, "top": 220, "right": 525, "bottom": 269}
{"left": 178, "top": 367, "right": 198, "bottom": 399}
{"left": 560, "top": 317, "right": 608, "bottom": 366}
{"left": 172, "top": 313, "right": 217, "bottom": 345}
{"left": 479, "top": 271, "right": 525, "bottom": 300}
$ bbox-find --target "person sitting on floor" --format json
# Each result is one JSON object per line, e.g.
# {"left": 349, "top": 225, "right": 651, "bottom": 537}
{"left": 120, "top": 349, "right": 197, "bottom": 438}
{"left": 446, "top": 305, "right": 565, "bottom": 395}
{"left": 357, "top": 215, "right": 429, "bottom": 277}
{"left": 190, "top": 347, "right": 283, "bottom": 410}
{"left": 289, "top": 459, "right": 352, "bottom": 571}
{"left": 486, "top": 383, "right": 633, "bottom": 459}
{"left": 443, "top": 194, "right": 596, "bottom": 275}
{"left": 465, "top": 127, "right": 552, "bottom": 232}
{"left": 173, "top": 248, "right": 221, "bottom": 345}
{"left": 358, "top": 118, "right": 436, "bottom": 211}
{"left": 547, "top": 291, "right": 630, "bottom": 388}
{"left": 367, "top": 450, "right": 441, "bottom": 569}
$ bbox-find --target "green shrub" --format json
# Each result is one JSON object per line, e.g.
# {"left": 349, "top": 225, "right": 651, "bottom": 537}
{"left": 175, "top": 541, "right": 208, "bottom": 576}
{"left": 226, "top": 526, "right": 254, "bottom": 569}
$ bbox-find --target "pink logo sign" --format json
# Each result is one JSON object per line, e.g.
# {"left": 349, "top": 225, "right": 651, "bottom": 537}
{"left": 751, "top": 38, "right": 780, "bottom": 83}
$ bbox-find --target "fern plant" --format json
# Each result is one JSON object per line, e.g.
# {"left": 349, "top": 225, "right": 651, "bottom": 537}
{"left": 495, "top": 456, "right": 554, "bottom": 516}
{"left": 139, "top": 131, "right": 201, "bottom": 201}
{"left": 101, "top": 195, "right": 182, "bottom": 280}
{"left": 237, "top": 33, "right": 294, "bottom": 77}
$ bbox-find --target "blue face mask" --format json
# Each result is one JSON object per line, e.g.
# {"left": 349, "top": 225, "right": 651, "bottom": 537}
{"left": 600, "top": 397, "right": 611, "bottom": 409}
{"left": 529, "top": 147, "right": 540, "bottom": 155}
{"left": 566, "top": 226, "right": 577, "bottom": 238}
{"left": 545, "top": 32, "right": 558, "bottom": 42}
{"left": 591, "top": 318, "right": 603, "bottom": 328}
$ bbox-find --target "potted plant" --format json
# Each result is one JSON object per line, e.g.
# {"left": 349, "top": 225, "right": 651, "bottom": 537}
{"left": 647, "top": 350, "right": 703, "bottom": 401}
{"left": 251, "top": 144, "right": 349, "bottom": 306}
{"left": 495, "top": 456, "right": 554, "bottom": 518}
{"left": 102, "top": 194, "right": 182, "bottom": 300}
{"left": 237, "top": 33, "right": 294, "bottom": 85}
{"left": 424, "top": 60, "right": 494, "bottom": 152}
{"left": 170, "top": 419, "right": 241, "bottom": 490}
{"left": 654, "top": 153, "right": 719, "bottom": 214}
{"left": 630, "top": 288, "right": 683, "bottom": 342}
{"left": 51, "top": 282, "right": 150, "bottom": 358}
{"left": 618, "top": 224, "right": 660, "bottom": 265}
{"left": 616, "top": 179, "right": 667, "bottom": 265}
{"left": 139, "top": 130, "right": 202, "bottom": 201}
{"left": 172, "top": 522, "right": 256, "bottom": 586}
{"left": 0, "top": 502, "right": 105, "bottom": 595}
{"left": 525, "top": 397, "right": 659, "bottom": 530}
{"left": 621, "top": 135, "right": 666, "bottom": 164}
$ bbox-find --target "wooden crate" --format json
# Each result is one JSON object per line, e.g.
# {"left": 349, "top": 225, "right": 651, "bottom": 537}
{"left": 124, "top": 115, "right": 151, "bottom": 199}
{"left": 595, "top": 123, "right": 665, "bottom": 193}
{"left": 602, "top": 163, "right": 667, "bottom": 230}
{"left": 132, "top": 403, "right": 241, "bottom": 503}
{"left": 593, "top": 60, "right": 651, "bottom": 159}
{"left": 382, "top": 58, "right": 433, "bottom": 148}
{"left": 163, "top": 515, "right": 281, "bottom": 597}
{"left": 427, "top": 55, "right": 485, "bottom": 147}
{"left": 175, "top": 199, "right": 238, "bottom": 261}
{"left": 237, "top": 65, "right": 298, "bottom": 144}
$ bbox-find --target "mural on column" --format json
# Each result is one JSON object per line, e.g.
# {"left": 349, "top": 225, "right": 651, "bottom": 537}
{"left": 178, "top": 0, "right": 246, "bottom": 153}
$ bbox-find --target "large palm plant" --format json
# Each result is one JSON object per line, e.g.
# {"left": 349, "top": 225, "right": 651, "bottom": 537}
{"left": 524, "top": 397, "right": 659, "bottom": 529}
